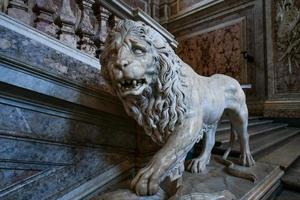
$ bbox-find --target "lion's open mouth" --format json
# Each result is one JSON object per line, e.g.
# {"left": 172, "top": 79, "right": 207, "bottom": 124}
{"left": 117, "top": 79, "right": 147, "bottom": 95}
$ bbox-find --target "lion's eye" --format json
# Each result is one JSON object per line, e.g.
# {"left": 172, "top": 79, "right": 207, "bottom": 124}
{"left": 132, "top": 46, "right": 145, "bottom": 55}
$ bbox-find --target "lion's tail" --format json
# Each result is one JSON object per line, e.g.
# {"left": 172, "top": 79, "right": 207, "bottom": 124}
{"left": 223, "top": 124, "right": 235, "bottom": 160}
{"left": 215, "top": 123, "right": 257, "bottom": 183}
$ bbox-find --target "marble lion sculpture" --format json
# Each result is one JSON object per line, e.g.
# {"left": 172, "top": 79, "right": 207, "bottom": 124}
{"left": 100, "top": 19, "right": 255, "bottom": 196}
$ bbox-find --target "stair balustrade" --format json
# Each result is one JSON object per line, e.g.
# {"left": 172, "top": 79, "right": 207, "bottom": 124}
{"left": 0, "top": 0, "right": 177, "bottom": 59}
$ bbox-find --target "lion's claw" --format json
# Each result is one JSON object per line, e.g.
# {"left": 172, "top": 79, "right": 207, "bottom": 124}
{"left": 186, "top": 157, "right": 209, "bottom": 173}
{"left": 130, "top": 162, "right": 162, "bottom": 196}
{"left": 241, "top": 151, "right": 255, "bottom": 167}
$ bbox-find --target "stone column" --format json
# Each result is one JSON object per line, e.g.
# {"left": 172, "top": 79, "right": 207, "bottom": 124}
{"left": 7, "top": 0, "right": 31, "bottom": 24}
{"left": 76, "top": 0, "right": 96, "bottom": 55}
{"left": 57, "top": 0, "right": 77, "bottom": 47}
{"left": 33, "top": 0, "right": 58, "bottom": 37}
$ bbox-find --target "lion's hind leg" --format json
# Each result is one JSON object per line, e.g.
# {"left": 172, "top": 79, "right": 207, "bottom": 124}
{"left": 186, "top": 124, "right": 217, "bottom": 173}
{"left": 227, "top": 105, "right": 255, "bottom": 167}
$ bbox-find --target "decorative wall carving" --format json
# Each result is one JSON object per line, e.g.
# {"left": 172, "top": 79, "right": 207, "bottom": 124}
{"left": 273, "top": 0, "right": 300, "bottom": 93}
{"left": 177, "top": 18, "right": 247, "bottom": 83}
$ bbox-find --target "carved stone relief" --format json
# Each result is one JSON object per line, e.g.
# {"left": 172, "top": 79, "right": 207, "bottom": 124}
{"left": 274, "top": 0, "right": 300, "bottom": 93}
{"left": 100, "top": 19, "right": 255, "bottom": 197}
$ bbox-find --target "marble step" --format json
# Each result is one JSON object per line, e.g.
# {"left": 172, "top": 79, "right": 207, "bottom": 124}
{"left": 281, "top": 157, "right": 300, "bottom": 191}
{"left": 215, "top": 123, "right": 288, "bottom": 144}
{"left": 257, "top": 135, "right": 300, "bottom": 170}
{"left": 214, "top": 127, "right": 300, "bottom": 157}
{"left": 216, "top": 119, "right": 273, "bottom": 133}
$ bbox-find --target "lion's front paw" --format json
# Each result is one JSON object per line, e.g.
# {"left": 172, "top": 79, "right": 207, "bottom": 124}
{"left": 130, "top": 162, "right": 163, "bottom": 196}
{"left": 186, "top": 157, "right": 209, "bottom": 173}
{"left": 241, "top": 151, "right": 255, "bottom": 167}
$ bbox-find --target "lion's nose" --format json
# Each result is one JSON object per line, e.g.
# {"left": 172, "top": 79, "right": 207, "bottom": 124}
{"left": 116, "top": 59, "right": 129, "bottom": 69}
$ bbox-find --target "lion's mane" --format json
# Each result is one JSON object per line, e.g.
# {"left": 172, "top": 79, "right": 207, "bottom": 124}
{"left": 101, "top": 20, "right": 187, "bottom": 144}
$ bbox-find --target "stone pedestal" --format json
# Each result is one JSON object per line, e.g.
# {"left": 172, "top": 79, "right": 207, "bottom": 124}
{"left": 175, "top": 160, "right": 283, "bottom": 200}
{"left": 97, "top": 159, "right": 283, "bottom": 200}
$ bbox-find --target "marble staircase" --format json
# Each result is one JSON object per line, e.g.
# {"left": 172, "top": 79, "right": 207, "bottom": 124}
{"left": 212, "top": 117, "right": 300, "bottom": 159}
{"left": 280, "top": 157, "right": 300, "bottom": 192}
{"left": 273, "top": 157, "right": 300, "bottom": 200}
{"left": 188, "top": 116, "right": 300, "bottom": 200}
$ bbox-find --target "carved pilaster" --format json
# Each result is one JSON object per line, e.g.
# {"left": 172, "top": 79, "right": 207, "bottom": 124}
{"left": 76, "top": 0, "right": 96, "bottom": 55}
{"left": 57, "top": 0, "right": 77, "bottom": 47}
{"left": 7, "top": 0, "right": 31, "bottom": 24}
{"left": 33, "top": 0, "right": 58, "bottom": 37}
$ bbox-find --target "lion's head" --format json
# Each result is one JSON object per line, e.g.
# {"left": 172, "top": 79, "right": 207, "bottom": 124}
{"left": 100, "top": 20, "right": 187, "bottom": 144}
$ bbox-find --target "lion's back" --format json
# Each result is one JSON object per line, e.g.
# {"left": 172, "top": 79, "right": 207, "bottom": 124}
{"left": 208, "top": 74, "right": 246, "bottom": 104}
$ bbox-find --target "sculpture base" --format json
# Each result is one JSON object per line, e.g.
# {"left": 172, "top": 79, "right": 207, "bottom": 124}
{"left": 97, "top": 159, "right": 283, "bottom": 200}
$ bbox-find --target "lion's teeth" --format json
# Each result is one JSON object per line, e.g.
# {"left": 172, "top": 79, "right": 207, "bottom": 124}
{"left": 133, "top": 80, "right": 137, "bottom": 86}
{"left": 117, "top": 83, "right": 121, "bottom": 88}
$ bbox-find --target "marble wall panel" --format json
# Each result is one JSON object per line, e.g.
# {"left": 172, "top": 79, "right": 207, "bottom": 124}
{"left": 0, "top": 100, "right": 136, "bottom": 150}
{"left": 0, "top": 150, "right": 131, "bottom": 199}
{"left": 0, "top": 137, "right": 78, "bottom": 165}
{"left": 0, "top": 88, "right": 135, "bottom": 197}
{"left": 177, "top": 18, "right": 247, "bottom": 83}
{"left": 0, "top": 169, "right": 40, "bottom": 189}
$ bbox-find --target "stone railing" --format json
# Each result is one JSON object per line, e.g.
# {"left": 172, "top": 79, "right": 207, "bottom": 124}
{"left": 0, "top": 0, "right": 177, "bottom": 58}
